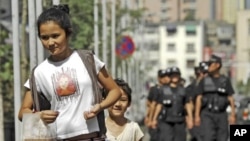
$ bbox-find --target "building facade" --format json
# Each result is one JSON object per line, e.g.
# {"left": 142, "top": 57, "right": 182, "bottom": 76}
{"left": 236, "top": 10, "right": 250, "bottom": 83}
{"left": 159, "top": 21, "right": 204, "bottom": 84}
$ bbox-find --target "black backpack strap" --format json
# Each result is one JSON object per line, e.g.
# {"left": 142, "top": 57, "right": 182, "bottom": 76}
{"left": 30, "top": 66, "right": 40, "bottom": 111}
{"left": 76, "top": 49, "right": 107, "bottom": 136}
{"left": 76, "top": 49, "right": 102, "bottom": 103}
{"left": 30, "top": 66, "right": 51, "bottom": 111}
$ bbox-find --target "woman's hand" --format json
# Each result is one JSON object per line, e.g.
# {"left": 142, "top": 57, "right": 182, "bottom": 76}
{"left": 40, "top": 110, "right": 59, "bottom": 124}
{"left": 84, "top": 104, "right": 102, "bottom": 120}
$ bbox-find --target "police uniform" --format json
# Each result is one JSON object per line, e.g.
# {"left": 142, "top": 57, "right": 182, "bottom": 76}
{"left": 156, "top": 67, "right": 188, "bottom": 141}
{"left": 196, "top": 55, "right": 235, "bottom": 141}
{"left": 186, "top": 64, "right": 207, "bottom": 141}
{"left": 147, "top": 69, "right": 171, "bottom": 141}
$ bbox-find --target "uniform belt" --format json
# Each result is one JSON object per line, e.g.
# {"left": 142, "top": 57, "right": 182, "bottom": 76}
{"left": 204, "top": 108, "right": 226, "bottom": 113}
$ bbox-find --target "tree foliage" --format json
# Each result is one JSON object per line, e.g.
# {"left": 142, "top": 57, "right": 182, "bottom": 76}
{"left": 184, "top": 10, "right": 195, "bottom": 21}
{"left": 0, "top": 25, "right": 14, "bottom": 122}
{"left": 61, "top": 0, "right": 95, "bottom": 49}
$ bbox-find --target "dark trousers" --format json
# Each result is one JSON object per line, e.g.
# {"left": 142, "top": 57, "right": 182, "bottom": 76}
{"left": 148, "top": 127, "right": 160, "bottom": 141}
{"left": 189, "top": 125, "right": 202, "bottom": 141}
{"left": 200, "top": 110, "right": 228, "bottom": 141}
{"left": 158, "top": 121, "right": 186, "bottom": 141}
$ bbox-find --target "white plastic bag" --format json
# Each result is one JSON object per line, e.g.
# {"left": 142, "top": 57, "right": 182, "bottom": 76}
{"left": 22, "top": 113, "right": 57, "bottom": 141}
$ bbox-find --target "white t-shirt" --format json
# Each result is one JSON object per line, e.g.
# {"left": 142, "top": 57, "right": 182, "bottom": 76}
{"left": 106, "top": 120, "right": 144, "bottom": 141}
{"left": 24, "top": 51, "right": 105, "bottom": 139}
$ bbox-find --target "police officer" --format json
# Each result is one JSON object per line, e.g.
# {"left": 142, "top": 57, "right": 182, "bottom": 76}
{"left": 145, "top": 69, "right": 171, "bottom": 141}
{"left": 186, "top": 62, "right": 208, "bottom": 141}
{"left": 194, "top": 55, "right": 236, "bottom": 141}
{"left": 152, "top": 67, "right": 191, "bottom": 141}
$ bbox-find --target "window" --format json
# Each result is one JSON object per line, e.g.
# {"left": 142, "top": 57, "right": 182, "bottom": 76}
{"left": 219, "top": 39, "right": 231, "bottom": 46}
{"left": 149, "top": 60, "right": 158, "bottom": 67}
{"left": 186, "top": 25, "right": 196, "bottom": 35}
{"left": 183, "top": 0, "right": 196, "bottom": 3}
{"left": 186, "top": 43, "right": 195, "bottom": 53}
{"left": 166, "top": 26, "right": 177, "bottom": 36}
{"left": 148, "top": 43, "right": 159, "bottom": 51}
{"left": 161, "top": 8, "right": 167, "bottom": 13}
{"left": 186, "top": 59, "right": 195, "bottom": 68}
{"left": 146, "top": 27, "right": 157, "bottom": 34}
{"left": 168, "top": 59, "right": 177, "bottom": 67}
{"left": 167, "top": 43, "right": 176, "bottom": 52}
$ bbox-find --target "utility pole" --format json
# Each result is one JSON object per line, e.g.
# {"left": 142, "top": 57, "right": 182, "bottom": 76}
{"left": 36, "top": 0, "right": 44, "bottom": 64}
{"left": 94, "top": 0, "right": 99, "bottom": 57}
{"left": 12, "top": 0, "right": 21, "bottom": 140}
{"left": 102, "top": 0, "right": 107, "bottom": 65}
{"left": 28, "top": 0, "right": 37, "bottom": 69}
{"left": 111, "top": 0, "right": 116, "bottom": 77}
{"left": 121, "top": 0, "right": 127, "bottom": 80}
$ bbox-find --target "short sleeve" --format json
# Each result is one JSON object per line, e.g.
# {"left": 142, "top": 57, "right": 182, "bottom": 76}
{"left": 93, "top": 54, "right": 105, "bottom": 74}
{"left": 226, "top": 77, "right": 235, "bottom": 95}
{"left": 147, "top": 86, "right": 155, "bottom": 101}
{"left": 24, "top": 79, "right": 30, "bottom": 89}
{"left": 156, "top": 87, "right": 164, "bottom": 103}
{"left": 185, "top": 84, "right": 193, "bottom": 102}
{"left": 196, "top": 78, "right": 204, "bottom": 96}
{"left": 133, "top": 122, "right": 144, "bottom": 141}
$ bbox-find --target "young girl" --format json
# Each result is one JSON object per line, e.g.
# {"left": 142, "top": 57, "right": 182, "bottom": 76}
{"left": 18, "top": 4, "right": 121, "bottom": 140}
{"left": 105, "top": 78, "right": 144, "bottom": 141}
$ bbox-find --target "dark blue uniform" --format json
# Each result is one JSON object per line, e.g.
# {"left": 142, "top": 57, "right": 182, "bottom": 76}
{"left": 186, "top": 80, "right": 202, "bottom": 141}
{"left": 156, "top": 84, "right": 188, "bottom": 141}
{"left": 196, "top": 74, "right": 234, "bottom": 141}
{"left": 147, "top": 84, "right": 161, "bottom": 141}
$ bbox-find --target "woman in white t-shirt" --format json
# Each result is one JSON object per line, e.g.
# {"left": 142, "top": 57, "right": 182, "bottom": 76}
{"left": 105, "top": 78, "right": 144, "bottom": 141}
{"left": 18, "top": 4, "right": 121, "bottom": 140}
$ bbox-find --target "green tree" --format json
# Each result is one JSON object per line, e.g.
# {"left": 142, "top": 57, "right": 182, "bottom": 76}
{"left": 0, "top": 25, "right": 14, "bottom": 122}
{"left": 61, "top": 0, "right": 95, "bottom": 49}
{"left": 184, "top": 10, "right": 195, "bottom": 21}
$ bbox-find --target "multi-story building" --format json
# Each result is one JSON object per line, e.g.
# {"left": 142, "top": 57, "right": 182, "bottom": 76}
{"left": 0, "top": 0, "right": 11, "bottom": 19}
{"left": 141, "top": 0, "right": 250, "bottom": 24}
{"left": 236, "top": 10, "right": 250, "bottom": 83}
{"left": 204, "top": 21, "right": 236, "bottom": 75}
{"left": 159, "top": 21, "right": 204, "bottom": 84}
{"left": 131, "top": 23, "right": 160, "bottom": 84}
{"left": 143, "top": 0, "right": 224, "bottom": 23}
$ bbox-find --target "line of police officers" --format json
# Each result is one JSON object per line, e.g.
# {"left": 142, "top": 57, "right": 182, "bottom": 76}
{"left": 144, "top": 54, "right": 236, "bottom": 141}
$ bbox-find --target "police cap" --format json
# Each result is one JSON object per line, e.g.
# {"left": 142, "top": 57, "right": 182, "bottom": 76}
{"left": 170, "top": 67, "right": 181, "bottom": 75}
{"left": 209, "top": 54, "right": 222, "bottom": 64}
{"left": 158, "top": 69, "right": 169, "bottom": 77}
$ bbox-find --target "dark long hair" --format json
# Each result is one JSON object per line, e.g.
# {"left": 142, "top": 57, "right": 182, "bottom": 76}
{"left": 102, "top": 78, "right": 132, "bottom": 104}
{"left": 37, "top": 4, "right": 72, "bottom": 37}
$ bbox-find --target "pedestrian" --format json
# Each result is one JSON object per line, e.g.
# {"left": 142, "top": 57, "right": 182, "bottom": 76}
{"left": 152, "top": 67, "right": 192, "bottom": 141}
{"left": 105, "top": 78, "right": 144, "bottom": 141}
{"left": 195, "top": 54, "right": 236, "bottom": 141}
{"left": 145, "top": 68, "right": 171, "bottom": 141}
{"left": 18, "top": 4, "right": 121, "bottom": 140}
{"left": 185, "top": 62, "right": 208, "bottom": 141}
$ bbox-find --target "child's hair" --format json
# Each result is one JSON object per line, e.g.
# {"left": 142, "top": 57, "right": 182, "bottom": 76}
{"left": 102, "top": 78, "right": 132, "bottom": 104}
{"left": 37, "top": 4, "right": 72, "bottom": 37}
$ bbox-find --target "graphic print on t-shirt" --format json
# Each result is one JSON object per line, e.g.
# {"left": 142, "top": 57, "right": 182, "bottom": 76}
{"left": 52, "top": 67, "right": 80, "bottom": 101}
